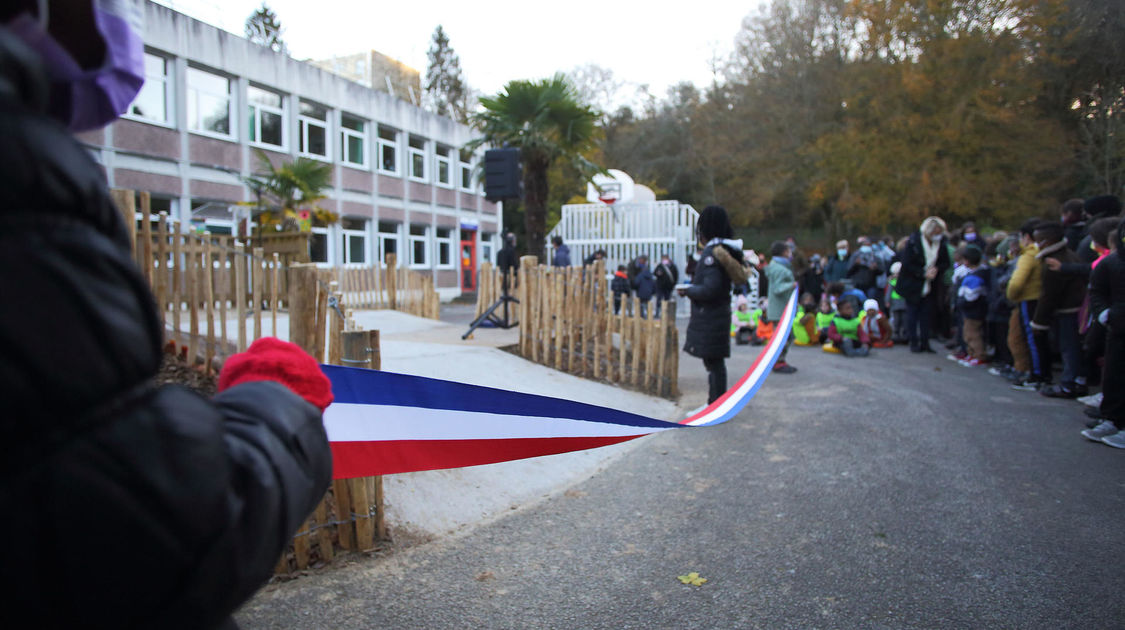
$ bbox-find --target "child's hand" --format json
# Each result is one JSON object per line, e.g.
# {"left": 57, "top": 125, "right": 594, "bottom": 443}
{"left": 1045, "top": 258, "right": 1061, "bottom": 271}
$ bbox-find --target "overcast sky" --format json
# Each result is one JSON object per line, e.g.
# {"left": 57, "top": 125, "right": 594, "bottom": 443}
{"left": 153, "top": 0, "right": 752, "bottom": 103}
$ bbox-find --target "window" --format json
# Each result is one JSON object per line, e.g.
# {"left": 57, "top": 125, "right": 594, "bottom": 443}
{"left": 435, "top": 145, "right": 452, "bottom": 187}
{"left": 187, "top": 67, "right": 231, "bottom": 137}
{"left": 340, "top": 113, "right": 367, "bottom": 167}
{"left": 128, "top": 52, "right": 171, "bottom": 124}
{"left": 299, "top": 101, "right": 329, "bottom": 158}
{"left": 435, "top": 227, "right": 454, "bottom": 267}
{"left": 378, "top": 221, "right": 400, "bottom": 266}
{"left": 341, "top": 217, "right": 367, "bottom": 264}
{"left": 377, "top": 126, "right": 398, "bottom": 174}
{"left": 481, "top": 232, "right": 495, "bottom": 265}
{"left": 408, "top": 135, "right": 426, "bottom": 181}
{"left": 309, "top": 217, "right": 330, "bottom": 264}
{"left": 459, "top": 149, "right": 475, "bottom": 191}
{"left": 409, "top": 224, "right": 428, "bottom": 266}
{"left": 248, "top": 85, "right": 284, "bottom": 148}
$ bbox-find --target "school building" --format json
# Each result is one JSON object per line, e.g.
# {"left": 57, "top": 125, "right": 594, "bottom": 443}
{"left": 76, "top": 1, "right": 501, "bottom": 299}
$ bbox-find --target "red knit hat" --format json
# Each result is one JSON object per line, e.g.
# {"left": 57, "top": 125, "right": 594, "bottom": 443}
{"left": 218, "top": 337, "right": 333, "bottom": 412}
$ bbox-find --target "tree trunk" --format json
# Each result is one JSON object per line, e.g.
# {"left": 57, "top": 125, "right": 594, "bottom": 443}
{"left": 523, "top": 157, "right": 550, "bottom": 260}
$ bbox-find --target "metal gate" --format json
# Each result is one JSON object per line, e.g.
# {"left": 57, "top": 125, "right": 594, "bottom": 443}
{"left": 546, "top": 200, "right": 698, "bottom": 315}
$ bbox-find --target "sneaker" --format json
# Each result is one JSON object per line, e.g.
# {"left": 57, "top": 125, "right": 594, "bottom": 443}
{"left": 772, "top": 361, "right": 797, "bottom": 374}
{"left": 1005, "top": 370, "right": 1028, "bottom": 383}
{"left": 988, "top": 365, "right": 1011, "bottom": 377}
{"left": 946, "top": 351, "right": 968, "bottom": 362}
{"left": 1011, "top": 378, "right": 1046, "bottom": 391}
{"left": 1082, "top": 421, "right": 1119, "bottom": 441}
{"left": 1100, "top": 430, "right": 1125, "bottom": 449}
{"left": 1040, "top": 383, "right": 1084, "bottom": 399}
{"left": 959, "top": 358, "right": 986, "bottom": 367}
{"left": 1078, "top": 392, "right": 1103, "bottom": 407}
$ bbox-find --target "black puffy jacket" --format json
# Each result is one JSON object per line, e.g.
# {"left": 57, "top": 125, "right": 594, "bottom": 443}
{"left": 0, "top": 33, "right": 331, "bottom": 629}
{"left": 1090, "top": 250, "right": 1125, "bottom": 334}
{"left": 684, "top": 243, "right": 745, "bottom": 359}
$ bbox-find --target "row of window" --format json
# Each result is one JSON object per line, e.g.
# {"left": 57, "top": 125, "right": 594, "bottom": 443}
{"left": 129, "top": 52, "right": 479, "bottom": 190}
{"left": 311, "top": 219, "right": 459, "bottom": 268}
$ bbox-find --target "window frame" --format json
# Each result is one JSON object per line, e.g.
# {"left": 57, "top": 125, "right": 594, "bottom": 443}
{"left": 298, "top": 100, "right": 331, "bottom": 160}
{"left": 186, "top": 66, "right": 234, "bottom": 140}
{"left": 434, "top": 226, "right": 455, "bottom": 268}
{"left": 408, "top": 224, "right": 429, "bottom": 268}
{"left": 339, "top": 112, "right": 368, "bottom": 169}
{"left": 124, "top": 51, "right": 173, "bottom": 126}
{"left": 435, "top": 145, "right": 453, "bottom": 188}
{"left": 340, "top": 217, "right": 369, "bottom": 265}
{"left": 247, "top": 84, "right": 286, "bottom": 150}
{"left": 408, "top": 135, "right": 427, "bottom": 182}
{"left": 377, "top": 220, "right": 401, "bottom": 268}
{"left": 377, "top": 126, "right": 399, "bottom": 175}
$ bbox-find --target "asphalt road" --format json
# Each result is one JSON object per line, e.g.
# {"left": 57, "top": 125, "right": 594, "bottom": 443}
{"left": 236, "top": 318, "right": 1125, "bottom": 629}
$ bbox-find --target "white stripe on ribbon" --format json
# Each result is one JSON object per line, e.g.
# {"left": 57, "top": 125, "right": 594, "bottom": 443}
{"left": 324, "top": 403, "right": 676, "bottom": 442}
{"left": 683, "top": 290, "right": 797, "bottom": 426}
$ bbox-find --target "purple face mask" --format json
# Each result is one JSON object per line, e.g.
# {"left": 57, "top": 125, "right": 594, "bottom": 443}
{"left": 6, "top": 0, "right": 145, "bottom": 132}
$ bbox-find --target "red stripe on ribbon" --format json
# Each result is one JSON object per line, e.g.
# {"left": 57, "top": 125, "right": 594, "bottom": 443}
{"left": 330, "top": 435, "right": 646, "bottom": 478}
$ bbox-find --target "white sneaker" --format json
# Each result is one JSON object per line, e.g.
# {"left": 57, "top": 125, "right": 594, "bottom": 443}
{"left": 1101, "top": 430, "right": 1125, "bottom": 449}
{"left": 1082, "top": 421, "right": 1118, "bottom": 442}
{"left": 1077, "top": 392, "right": 1104, "bottom": 407}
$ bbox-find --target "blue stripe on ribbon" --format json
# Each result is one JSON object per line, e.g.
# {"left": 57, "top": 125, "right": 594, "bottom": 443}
{"left": 322, "top": 365, "right": 680, "bottom": 430}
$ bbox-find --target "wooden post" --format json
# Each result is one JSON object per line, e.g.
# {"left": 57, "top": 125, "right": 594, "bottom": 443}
{"left": 288, "top": 263, "right": 318, "bottom": 356}
{"left": 155, "top": 213, "right": 168, "bottom": 331}
{"left": 386, "top": 253, "right": 398, "bottom": 310}
{"left": 186, "top": 239, "right": 198, "bottom": 367}
{"left": 171, "top": 225, "right": 182, "bottom": 345}
{"left": 139, "top": 191, "right": 153, "bottom": 285}
{"left": 271, "top": 253, "right": 280, "bottom": 337}
{"left": 203, "top": 240, "right": 216, "bottom": 373}
{"left": 217, "top": 246, "right": 228, "bottom": 353}
{"left": 109, "top": 189, "right": 136, "bottom": 253}
{"left": 657, "top": 305, "right": 672, "bottom": 396}
{"left": 632, "top": 299, "right": 643, "bottom": 387}
{"left": 314, "top": 280, "right": 330, "bottom": 363}
{"left": 253, "top": 247, "right": 264, "bottom": 342}
{"left": 342, "top": 330, "right": 376, "bottom": 550}
{"left": 235, "top": 246, "right": 247, "bottom": 352}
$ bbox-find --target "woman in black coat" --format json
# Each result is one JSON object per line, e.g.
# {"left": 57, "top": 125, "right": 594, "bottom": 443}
{"left": 896, "top": 216, "right": 951, "bottom": 353}
{"left": 679, "top": 206, "right": 748, "bottom": 403}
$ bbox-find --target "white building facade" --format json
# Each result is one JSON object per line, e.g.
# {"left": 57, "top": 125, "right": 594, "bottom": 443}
{"left": 77, "top": 1, "right": 500, "bottom": 299}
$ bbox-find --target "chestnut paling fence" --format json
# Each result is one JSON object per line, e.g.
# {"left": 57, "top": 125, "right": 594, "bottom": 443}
{"left": 475, "top": 257, "right": 679, "bottom": 399}
{"left": 109, "top": 189, "right": 445, "bottom": 572}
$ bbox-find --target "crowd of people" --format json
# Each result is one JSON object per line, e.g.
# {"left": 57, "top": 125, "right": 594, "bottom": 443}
{"left": 719, "top": 197, "right": 1124, "bottom": 449}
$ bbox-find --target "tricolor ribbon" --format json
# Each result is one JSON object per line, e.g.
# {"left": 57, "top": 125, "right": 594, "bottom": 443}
{"left": 323, "top": 291, "right": 798, "bottom": 479}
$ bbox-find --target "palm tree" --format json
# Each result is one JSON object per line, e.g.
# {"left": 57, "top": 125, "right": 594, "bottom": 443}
{"left": 242, "top": 149, "right": 336, "bottom": 233}
{"left": 467, "top": 74, "right": 601, "bottom": 255}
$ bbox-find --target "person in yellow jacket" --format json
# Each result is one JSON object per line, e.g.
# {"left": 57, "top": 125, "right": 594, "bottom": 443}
{"left": 1006, "top": 219, "right": 1045, "bottom": 389}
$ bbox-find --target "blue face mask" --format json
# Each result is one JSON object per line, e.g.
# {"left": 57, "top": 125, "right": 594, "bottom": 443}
{"left": 964, "top": 232, "right": 977, "bottom": 242}
{"left": 860, "top": 245, "right": 873, "bottom": 254}
{"left": 837, "top": 249, "right": 847, "bottom": 259}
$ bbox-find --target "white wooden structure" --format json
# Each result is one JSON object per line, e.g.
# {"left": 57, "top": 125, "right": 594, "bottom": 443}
{"left": 545, "top": 200, "right": 699, "bottom": 314}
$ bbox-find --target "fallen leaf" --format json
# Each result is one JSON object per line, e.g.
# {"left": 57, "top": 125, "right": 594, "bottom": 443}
{"left": 677, "top": 571, "right": 708, "bottom": 586}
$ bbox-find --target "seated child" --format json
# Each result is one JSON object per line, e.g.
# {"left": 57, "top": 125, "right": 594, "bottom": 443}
{"left": 825, "top": 296, "right": 871, "bottom": 357}
{"left": 731, "top": 294, "right": 756, "bottom": 345}
{"left": 815, "top": 295, "right": 836, "bottom": 344}
{"left": 861, "top": 298, "right": 894, "bottom": 348}
{"left": 887, "top": 261, "right": 908, "bottom": 343}
{"left": 793, "top": 293, "right": 819, "bottom": 346}
{"left": 752, "top": 297, "right": 774, "bottom": 345}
